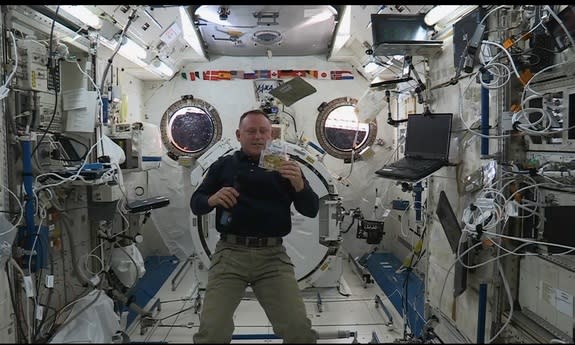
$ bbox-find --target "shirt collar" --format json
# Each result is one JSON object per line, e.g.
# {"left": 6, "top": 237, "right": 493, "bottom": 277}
{"left": 237, "top": 149, "right": 260, "bottom": 162}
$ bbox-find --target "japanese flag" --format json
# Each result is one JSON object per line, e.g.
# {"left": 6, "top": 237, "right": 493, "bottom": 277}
{"left": 318, "top": 71, "right": 330, "bottom": 79}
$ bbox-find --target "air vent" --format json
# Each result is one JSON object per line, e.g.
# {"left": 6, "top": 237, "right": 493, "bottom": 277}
{"left": 252, "top": 30, "right": 282, "bottom": 45}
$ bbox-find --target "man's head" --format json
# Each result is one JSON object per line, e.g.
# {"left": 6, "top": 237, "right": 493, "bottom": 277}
{"left": 236, "top": 109, "right": 272, "bottom": 159}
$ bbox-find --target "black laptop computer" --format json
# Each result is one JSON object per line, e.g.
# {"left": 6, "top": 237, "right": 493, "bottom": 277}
{"left": 435, "top": 190, "right": 469, "bottom": 297}
{"left": 375, "top": 113, "right": 453, "bottom": 182}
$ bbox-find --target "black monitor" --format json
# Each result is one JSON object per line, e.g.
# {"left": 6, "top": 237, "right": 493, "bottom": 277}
{"left": 405, "top": 113, "right": 452, "bottom": 161}
{"left": 436, "top": 190, "right": 469, "bottom": 297}
{"left": 371, "top": 14, "right": 443, "bottom": 56}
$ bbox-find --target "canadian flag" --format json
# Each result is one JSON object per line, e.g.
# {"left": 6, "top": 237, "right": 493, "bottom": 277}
{"left": 270, "top": 70, "right": 279, "bottom": 79}
{"left": 317, "top": 71, "right": 330, "bottom": 79}
{"left": 203, "top": 70, "right": 220, "bottom": 80}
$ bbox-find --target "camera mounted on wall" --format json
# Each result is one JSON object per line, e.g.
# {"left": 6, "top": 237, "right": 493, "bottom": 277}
{"left": 340, "top": 207, "right": 385, "bottom": 244}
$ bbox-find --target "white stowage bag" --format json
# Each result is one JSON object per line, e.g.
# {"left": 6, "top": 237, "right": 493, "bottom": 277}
{"left": 110, "top": 243, "right": 146, "bottom": 288}
{"left": 49, "top": 289, "right": 122, "bottom": 343}
{"left": 101, "top": 134, "right": 126, "bottom": 165}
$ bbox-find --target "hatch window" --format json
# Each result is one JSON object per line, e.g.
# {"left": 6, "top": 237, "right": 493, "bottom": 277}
{"left": 315, "top": 97, "right": 377, "bottom": 160}
{"left": 160, "top": 96, "right": 222, "bottom": 161}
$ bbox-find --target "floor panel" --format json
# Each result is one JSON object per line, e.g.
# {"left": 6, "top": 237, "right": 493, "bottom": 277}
{"left": 127, "top": 252, "right": 407, "bottom": 343}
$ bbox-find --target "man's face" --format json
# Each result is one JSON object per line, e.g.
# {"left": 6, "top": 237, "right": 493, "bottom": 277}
{"left": 236, "top": 113, "right": 272, "bottom": 158}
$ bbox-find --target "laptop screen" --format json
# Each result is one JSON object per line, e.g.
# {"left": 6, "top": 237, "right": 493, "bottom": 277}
{"left": 405, "top": 113, "right": 452, "bottom": 160}
{"left": 371, "top": 14, "right": 432, "bottom": 43}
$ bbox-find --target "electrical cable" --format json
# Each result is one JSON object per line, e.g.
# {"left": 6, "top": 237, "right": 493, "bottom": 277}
{"left": 0, "top": 30, "right": 18, "bottom": 100}
{"left": 31, "top": 6, "right": 60, "bottom": 156}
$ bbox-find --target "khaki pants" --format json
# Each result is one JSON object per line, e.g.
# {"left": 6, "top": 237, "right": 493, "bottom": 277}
{"left": 193, "top": 240, "right": 317, "bottom": 343}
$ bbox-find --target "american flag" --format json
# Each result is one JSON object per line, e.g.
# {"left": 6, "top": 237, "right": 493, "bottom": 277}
{"left": 330, "top": 70, "right": 354, "bottom": 80}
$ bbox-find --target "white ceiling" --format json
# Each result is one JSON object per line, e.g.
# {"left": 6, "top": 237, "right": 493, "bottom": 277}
{"left": 17, "top": 5, "right": 437, "bottom": 82}
{"left": 191, "top": 5, "right": 341, "bottom": 58}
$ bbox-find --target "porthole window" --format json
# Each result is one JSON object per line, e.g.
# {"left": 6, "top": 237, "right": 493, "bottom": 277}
{"left": 160, "top": 96, "right": 222, "bottom": 161}
{"left": 315, "top": 97, "right": 377, "bottom": 160}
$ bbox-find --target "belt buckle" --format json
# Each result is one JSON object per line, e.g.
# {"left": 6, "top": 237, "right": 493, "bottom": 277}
{"left": 247, "top": 237, "right": 260, "bottom": 247}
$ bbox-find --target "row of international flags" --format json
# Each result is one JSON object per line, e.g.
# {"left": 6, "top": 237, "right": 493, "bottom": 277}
{"left": 180, "top": 69, "right": 354, "bottom": 81}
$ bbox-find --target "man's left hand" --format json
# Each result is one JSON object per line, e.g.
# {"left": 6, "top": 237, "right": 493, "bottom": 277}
{"left": 278, "top": 160, "right": 304, "bottom": 192}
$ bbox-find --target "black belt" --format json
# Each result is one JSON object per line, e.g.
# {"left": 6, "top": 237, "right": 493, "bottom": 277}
{"left": 220, "top": 233, "right": 283, "bottom": 247}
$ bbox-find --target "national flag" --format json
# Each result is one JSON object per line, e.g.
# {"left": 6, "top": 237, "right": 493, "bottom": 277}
{"left": 317, "top": 70, "right": 330, "bottom": 79}
{"left": 189, "top": 71, "right": 199, "bottom": 81}
{"left": 203, "top": 70, "right": 220, "bottom": 80}
{"left": 217, "top": 71, "right": 232, "bottom": 80}
{"left": 293, "top": 70, "right": 307, "bottom": 78}
{"left": 255, "top": 70, "right": 271, "bottom": 79}
{"left": 270, "top": 70, "right": 279, "bottom": 79}
{"left": 243, "top": 71, "right": 257, "bottom": 79}
{"left": 306, "top": 70, "right": 318, "bottom": 79}
{"left": 330, "top": 70, "right": 354, "bottom": 80}
{"left": 279, "top": 70, "right": 296, "bottom": 78}
{"left": 230, "top": 70, "right": 244, "bottom": 79}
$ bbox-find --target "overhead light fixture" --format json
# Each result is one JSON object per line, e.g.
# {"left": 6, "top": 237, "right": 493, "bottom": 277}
{"left": 424, "top": 5, "right": 460, "bottom": 26}
{"left": 179, "top": 7, "right": 206, "bottom": 59}
{"left": 61, "top": 5, "right": 102, "bottom": 29}
{"left": 331, "top": 5, "right": 351, "bottom": 56}
{"left": 150, "top": 59, "right": 174, "bottom": 77}
{"left": 362, "top": 56, "right": 394, "bottom": 76}
{"left": 425, "top": 5, "right": 478, "bottom": 28}
{"left": 363, "top": 61, "right": 381, "bottom": 74}
{"left": 117, "top": 37, "right": 147, "bottom": 60}
{"left": 99, "top": 36, "right": 148, "bottom": 66}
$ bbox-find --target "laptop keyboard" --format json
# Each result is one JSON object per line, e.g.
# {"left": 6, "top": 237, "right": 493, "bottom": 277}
{"left": 389, "top": 158, "right": 440, "bottom": 170}
{"left": 376, "top": 157, "right": 445, "bottom": 182}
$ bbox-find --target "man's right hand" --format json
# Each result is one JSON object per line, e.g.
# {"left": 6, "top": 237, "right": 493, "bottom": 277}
{"left": 207, "top": 187, "right": 239, "bottom": 209}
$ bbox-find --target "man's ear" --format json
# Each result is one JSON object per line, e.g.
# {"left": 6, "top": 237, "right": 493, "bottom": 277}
{"left": 236, "top": 129, "right": 240, "bottom": 141}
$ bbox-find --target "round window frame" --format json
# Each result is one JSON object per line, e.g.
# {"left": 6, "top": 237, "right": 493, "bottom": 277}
{"left": 160, "top": 96, "right": 223, "bottom": 161}
{"left": 315, "top": 97, "right": 377, "bottom": 160}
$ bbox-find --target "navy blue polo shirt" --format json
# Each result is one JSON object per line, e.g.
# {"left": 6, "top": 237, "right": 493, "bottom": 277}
{"left": 190, "top": 149, "right": 319, "bottom": 237}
